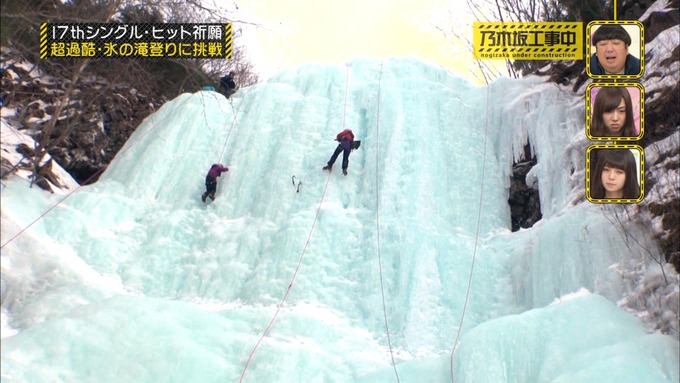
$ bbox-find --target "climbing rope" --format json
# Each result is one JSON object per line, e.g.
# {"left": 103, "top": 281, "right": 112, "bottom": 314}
{"left": 374, "top": 61, "right": 401, "bottom": 382}
{"left": 238, "top": 171, "right": 332, "bottom": 383}
{"left": 239, "top": 64, "right": 351, "bottom": 382}
{"left": 0, "top": 95, "right": 196, "bottom": 249}
{"left": 342, "top": 63, "right": 350, "bottom": 130}
{"left": 2, "top": 82, "right": 252, "bottom": 249}
{"left": 448, "top": 68, "right": 493, "bottom": 383}
{"left": 197, "top": 84, "right": 252, "bottom": 165}
{"left": 218, "top": 92, "right": 247, "bottom": 162}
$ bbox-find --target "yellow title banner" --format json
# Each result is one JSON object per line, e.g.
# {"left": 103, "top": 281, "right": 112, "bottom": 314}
{"left": 473, "top": 22, "right": 583, "bottom": 60}
{"left": 40, "top": 22, "right": 232, "bottom": 59}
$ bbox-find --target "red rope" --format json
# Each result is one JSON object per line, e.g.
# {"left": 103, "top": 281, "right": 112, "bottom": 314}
{"left": 239, "top": 170, "right": 332, "bottom": 383}
{"left": 239, "top": 64, "right": 351, "bottom": 382}
{"left": 1, "top": 172, "right": 95, "bottom": 249}
{"left": 1, "top": 88, "right": 253, "bottom": 249}
{"left": 0, "top": 95, "right": 195, "bottom": 249}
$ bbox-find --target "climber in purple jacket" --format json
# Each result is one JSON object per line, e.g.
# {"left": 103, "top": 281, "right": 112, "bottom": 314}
{"left": 202, "top": 163, "right": 229, "bottom": 202}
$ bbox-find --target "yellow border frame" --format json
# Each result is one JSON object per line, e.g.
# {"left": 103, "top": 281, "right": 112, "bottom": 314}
{"left": 586, "top": 144, "right": 645, "bottom": 204}
{"left": 586, "top": 20, "right": 644, "bottom": 79}
{"left": 224, "top": 23, "right": 233, "bottom": 59}
{"left": 472, "top": 22, "right": 583, "bottom": 60}
{"left": 585, "top": 82, "right": 645, "bottom": 141}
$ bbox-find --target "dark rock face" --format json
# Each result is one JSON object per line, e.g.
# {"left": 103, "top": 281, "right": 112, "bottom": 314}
{"left": 639, "top": 4, "right": 680, "bottom": 273}
{"left": 648, "top": 199, "right": 680, "bottom": 273}
{"left": 1, "top": 58, "right": 165, "bottom": 185}
{"left": 643, "top": 8, "right": 680, "bottom": 44}
{"left": 644, "top": 140, "right": 680, "bottom": 274}
{"left": 508, "top": 143, "right": 542, "bottom": 232}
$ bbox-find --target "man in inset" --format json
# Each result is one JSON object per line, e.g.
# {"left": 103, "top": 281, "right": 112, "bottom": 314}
{"left": 590, "top": 24, "right": 641, "bottom": 75}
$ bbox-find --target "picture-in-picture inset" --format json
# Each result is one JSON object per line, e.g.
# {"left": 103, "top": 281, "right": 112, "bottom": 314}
{"left": 587, "top": 21, "right": 644, "bottom": 79}
{"left": 586, "top": 83, "right": 644, "bottom": 140}
{"left": 586, "top": 146, "right": 644, "bottom": 203}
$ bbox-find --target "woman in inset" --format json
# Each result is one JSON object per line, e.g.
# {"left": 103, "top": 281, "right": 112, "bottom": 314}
{"left": 591, "top": 149, "right": 640, "bottom": 199}
{"left": 591, "top": 87, "right": 636, "bottom": 137}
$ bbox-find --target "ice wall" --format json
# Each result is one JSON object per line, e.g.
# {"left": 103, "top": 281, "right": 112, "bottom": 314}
{"left": 1, "top": 58, "right": 677, "bottom": 382}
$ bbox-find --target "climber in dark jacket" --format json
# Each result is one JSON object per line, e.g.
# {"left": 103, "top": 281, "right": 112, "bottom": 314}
{"left": 219, "top": 71, "right": 237, "bottom": 98}
{"left": 202, "top": 163, "right": 229, "bottom": 202}
{"left": 323, "top": 129, "right": 355, "bottom": 176}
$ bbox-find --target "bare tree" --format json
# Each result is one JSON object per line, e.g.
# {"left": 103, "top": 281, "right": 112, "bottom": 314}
{"left": 1, "top": 0, "right": 259, "bottom": 186}
{"left": 432, "top": 0, "right": 608, "bottom": 78}
{"left": 490, "top": 0, "right": 607, "bottom": 77}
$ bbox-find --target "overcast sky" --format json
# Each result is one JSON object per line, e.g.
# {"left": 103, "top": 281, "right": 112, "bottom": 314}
{"left": 235, "top": 0, "right": 498, "bottom": 84}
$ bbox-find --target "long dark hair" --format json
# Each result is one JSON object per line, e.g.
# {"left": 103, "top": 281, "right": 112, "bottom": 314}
{"left": 591, "top": 149, "right": 640, "bottom": 199}
{"left": 591, "top": 87, "right": 636, "bottom": 137}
